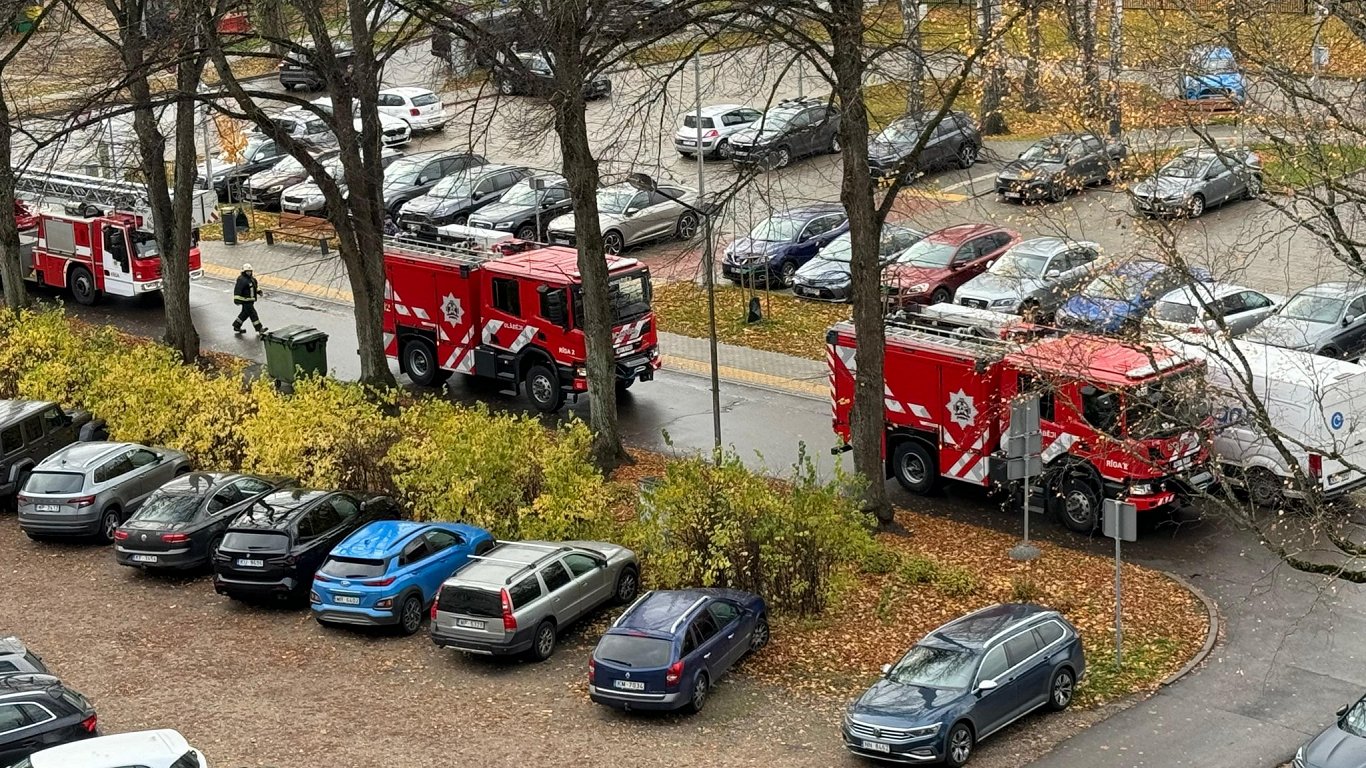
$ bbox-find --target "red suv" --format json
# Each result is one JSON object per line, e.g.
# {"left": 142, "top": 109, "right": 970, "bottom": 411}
{"left": 883, "top": 223, "right": 1020, "bottom": 306}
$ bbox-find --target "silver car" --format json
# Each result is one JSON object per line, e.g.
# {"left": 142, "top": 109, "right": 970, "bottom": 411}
{"left": 430, "top": 539, "right": 639, "bottom": 661}
{"left": 955, "top": 237, "right": 1100, "bottom": 318}
{"left": 0, "top": 636, "right": 48, "bottom": 675}
{"left": 546, "top": 183, "right": 699, "bottom": 255}
{"left": 1130, "top": 146, "right": 1262, "bottom": 218}
{"left": 1150, "top": 281, "right": 1282, "bottom": 337}
{"left": 674, "top": 103, "right": 763, "bottom": 159}
{"left": 17, "top": 441, "right": 191, "bottom": 543}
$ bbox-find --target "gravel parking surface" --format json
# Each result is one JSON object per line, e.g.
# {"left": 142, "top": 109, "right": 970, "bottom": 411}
{"left": 0, "top": 516, "right": 1124, "bottom": 767}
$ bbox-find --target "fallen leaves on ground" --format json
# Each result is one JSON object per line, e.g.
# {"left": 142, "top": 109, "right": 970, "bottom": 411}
{"left": 653, "top": 281, "right": 850, "bottom": 361}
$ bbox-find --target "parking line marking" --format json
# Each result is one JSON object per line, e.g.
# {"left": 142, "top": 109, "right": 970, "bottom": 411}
{"left": 939, "top": 172, "right": 999, "bottom": 194}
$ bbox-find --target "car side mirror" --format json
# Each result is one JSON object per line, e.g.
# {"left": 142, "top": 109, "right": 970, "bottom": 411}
{"left": 1338, "top": 705, "right": 1350, "bottom": 718}
{"left": 1045, "top": 269, "right": 1061, "bottom": 279}
{"left": 624, "top": 206, "right": 639, "bottom": 216}
{"left": 978, "top": 679, "right": 999, "bottom": 693}
{"left": 879, "top": 664, "right": 892, "bottom": 676}
{"left": 417, "top": 176, "right": 431, "bottom": 185}
{"left": 1346, "top": 314, "right": 1359, "bottom": 326}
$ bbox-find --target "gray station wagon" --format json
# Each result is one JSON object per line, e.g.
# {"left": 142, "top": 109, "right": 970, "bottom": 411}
{"left": 17, "top": 442, "right": 191, "bottom": 543}
{"left": 431, "top": 539, "right": 639, "bottom": 661}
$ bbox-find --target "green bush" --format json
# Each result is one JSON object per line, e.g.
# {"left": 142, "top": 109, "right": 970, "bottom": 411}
{"left": 632, "top": 447, "right": 874, "bottom": 616}
{"left": 1010, "top": 575, "right": 1043, "bottom": 602}
{"left": 861, "top": 544, "right": 902, "bottom": 575}
{"left": 898, "top": 553, "right": 940, "bottom": 585}
{"left": 935, "top": 566, "right": 979, "bottom": 597}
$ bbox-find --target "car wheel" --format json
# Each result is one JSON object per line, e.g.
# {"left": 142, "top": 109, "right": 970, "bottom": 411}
{"left": 403, "top": 339, "right": 450, "bottom": 387}
{"left": 1047, "top": 666, "right": 1076, "bottom": 711}
{"left": 957, "top": 143, "right": 979, "bottom": 169}
{"left": 515, "top": 224, "right": 538, "bottom": 241}
{"left": 686, "top": 672, "right": 709, "bottom": 713}
{"left": 1246, "top": 467, "right": 1284, "bottom": 509}
{"left": 99, "top": 508, "right": 120, "bottom": 544}
{"left": 498, "top": 79, "right": 515, "bottom": 96}
{"left": 524, "top": 364, "right": 564, "bottom": 413}
{"left": 1245, "top": 174, "right": 1263, "bottom": 199}
{"left": 892, "top": 440, "right": 938, "bottom": 495}
{"left": 1321, "top": 345, "right": 1343, "bottom": 359}
{"left": 749, "top": 614, "right": 770, "bottom": 653}
{"left": 930, "top": 286, "right": 953, "bottom": 305}
{"left": 1053, "top": 476, "right": 1101, "bottom": 533}
{"left": 614, "top": 567, "right": 639, "bottom": 603}
{"left": 1048, "top": 182, "right": 1067, "bottom": 203}
{"left": 530, "top": 620, "right": 557, "bottom": 661}
{"left": 69, "top": 266, "right": 98, "bottom": 306}
{"left": 716, "top": 139, "right": 733, "bottom": 159}
{"left": 944, "top": 722, "right": 974, "bottom": 767}
{"left": 602, "top": 230, "right": 625, "bottom": 255}
{"left": 676, "top": 211, "right": 699, "bottom": 240}
{"left": 828, "top": 133, "right": 841, "bottom": 154}
{"left": 397, "top": 594, "right": 424, "bottom": 636}
{"left": 779, "top": 260, "right": 798, "bottom": 288}
{"left": 451, "top": 214, "right": 469, "bottom": 227}
{"left": 768, "top": 146, "right": 791, "bottom": 170}
{"left": 1187, "top": 193, "right": 1206, "bottom": 218}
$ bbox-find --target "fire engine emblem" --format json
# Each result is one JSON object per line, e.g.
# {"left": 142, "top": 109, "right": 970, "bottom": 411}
{"left": 440, "top": 293, "right": 464, "bottom": 327}
{"left": 947, "top": 390, "right": 977, "bottom": 428}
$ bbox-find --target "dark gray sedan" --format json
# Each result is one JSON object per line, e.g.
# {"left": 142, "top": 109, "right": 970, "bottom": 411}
{"left": 1295, "top": 694, "right": 1366, "bottom": 767}
{"left": 1130, "top": 146, "right": 1262, "bottom": 218}
{"left": 995, "top": 132, "right": 1126, "bottom": 203}
{"left": 791, "top": 223, "right": 925, "bottom": 302}
{"left": 1248, "top": 282, "right": 1366, "bottom": 360}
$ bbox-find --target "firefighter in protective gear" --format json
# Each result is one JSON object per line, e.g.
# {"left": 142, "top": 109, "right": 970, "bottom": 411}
{"left": 232, "top": 263, "right": 267, "bottom": 335}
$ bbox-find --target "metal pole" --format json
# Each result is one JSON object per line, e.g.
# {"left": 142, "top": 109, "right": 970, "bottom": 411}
{"left": 1114, "top": 535, "right": 1123, "bottom": 668}
{"left": 201, "top": 109, "right": 214, "bottom": 193}
{"left": 1022, "top": 474, "right": 1030, "bottom": 545}
{"left": 1106, "top": 0, "right": 1123, "bottom": 137}
{"left": 695, "top": 51, "right": 722, "bottom": 459}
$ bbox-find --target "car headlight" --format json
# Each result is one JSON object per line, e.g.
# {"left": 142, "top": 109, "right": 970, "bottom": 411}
{"left": 905, "top": 723, "right": 941, "bottom": 739}
{"left": 990, "top": 297, "right": 1018, "bottom": 309}
{"left": 575, "top": 365, "right": 587, "bottom": 378}
{"left": 1130, "top": 483, "right": 1154, "bottom": 495}
{"left": 1293, "top": 745, "right": 1305, "bottom": 768}
{"left": 904, "top": 282, "right": 930, "bottom": 294}
{"left": 495, "top": 221, "right": 515, "bottom": 229}
{"left": 266, "top": 184, "right": 284, "bottom": 193}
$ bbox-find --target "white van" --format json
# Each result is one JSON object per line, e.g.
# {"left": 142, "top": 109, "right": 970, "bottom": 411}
{"left": 1185, "top": 337, "right": 1366, "bottom": 506}
{"left": 19, "top": 729, "right": 206, "bottom": 768}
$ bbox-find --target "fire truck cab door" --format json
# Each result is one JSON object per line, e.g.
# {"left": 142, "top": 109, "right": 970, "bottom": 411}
{"left": 100, "top": 224, "right": 136, "bottom": 297}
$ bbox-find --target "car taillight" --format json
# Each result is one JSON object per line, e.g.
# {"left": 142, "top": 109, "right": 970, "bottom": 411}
{"left": 80, "top": 714, "right": 97, "bottom": 733}
{"left": 72, "top": 496, "right": 95, "bottom": 508}
{"left": 161, "top": 533, "right": 190, "bottom": 544}
{"left": 500, "top": 588, "right": 516, "bottom": 631}
{"left": 705, "top": 129, "right": 719, "bottom": 138}
{"left": 431, "top": 586, "right": 441, "bottom": 620}
{"left": 1309, "top": 453, "right": 1323, "bottom": 480}
{"left": 410, "top": 107, "right": 420, "bottom": 116}
{"left": 588, "top": 657, "right": 596, "bottom": 684}
{"left": 113, "top": 530, "right": 129, "bottom": 541}
{"left": 665, "top": 660, "right": 683, "bottom": 688}
{"left": 362, "top": 576, "right": 396, "bottom": 586}
{"left": 314, "top": 573, "right": 333, "bottom": 581}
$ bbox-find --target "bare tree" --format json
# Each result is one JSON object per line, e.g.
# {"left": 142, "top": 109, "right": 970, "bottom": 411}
{"left": 1021, "top": 0, "right": 1043, "bottom": 112}
{"left": 978, "top": 0, "right": 1008, "bottom": 134}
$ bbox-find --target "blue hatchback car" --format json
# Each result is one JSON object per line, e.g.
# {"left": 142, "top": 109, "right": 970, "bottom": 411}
{"left": 842, "top": 604, "right": 1085, "bottom": 767}
{"left": 589, "top": 588, "right": 769, "bottom": 714}
{"left": 1182, "top": 46, "right": 1246, "bottom": 103}
{"left": 1055, "top": 260, "right": 1208, "bottom": 334}
{"left": 311, "top": 521, "right": 493, "bottom": 635}
{"left": 721, "top": 204, "right": 849, "bottom": 287}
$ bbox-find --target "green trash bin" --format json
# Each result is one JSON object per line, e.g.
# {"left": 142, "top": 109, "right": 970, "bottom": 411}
{"left": 261, "top": 325, "right": 328, "bottom": 385}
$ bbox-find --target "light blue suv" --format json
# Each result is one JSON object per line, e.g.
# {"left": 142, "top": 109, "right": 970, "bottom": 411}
{"left": 311, "top": 521, "right": 493, "bottom": 635}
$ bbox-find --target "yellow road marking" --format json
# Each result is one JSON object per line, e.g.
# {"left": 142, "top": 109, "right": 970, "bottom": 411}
{"left": 663, "top": 355, "right": 828, "bottom": 398}
{"left": 201, "top": 261, "right": 354, "bottom": 304}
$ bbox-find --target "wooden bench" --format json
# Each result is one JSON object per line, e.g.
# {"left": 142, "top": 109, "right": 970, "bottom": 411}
{"left": 264, "top": 212, "right": 337, "bottom": 254}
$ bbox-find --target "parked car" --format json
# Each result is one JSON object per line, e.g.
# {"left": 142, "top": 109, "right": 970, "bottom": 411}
{"left": 728, "top": 97, "right": 841, "bottom": 170}
{"left": 1130, "top": 146, "right": 1262, "bottom": 218}
{"left": 492, "top": 51, "right": 612, "bottom": 100}
{"left": 17, "top": 728, "right": 206, "bottom": 768}
{"left": 431, "top": 539, "right": 639, "bottom": 660}
{"left": 867, "top": 109, "right": 981, "bottom": 179}
{"left": 589, "top": 588, "right": 769, "bottom": 713}
{"left": 842, "top": 604, "right": 1084, "bottom": 767}
{"left": 114, "top": 473, "right": 293, "bottom": 572}
{"left": 0, "top": 637, "right": 48, "bottom": 676}
{"left": 673, "top": 103, "right": 763, "bottom": 159}
{"left": 597, "top": 0, "right": 692, "bottom": 40}
{"left": 17, "top": 442, "right": 191, "bottom": 543}
{"left": 382, "top": 151, "right": 488, "bottom": 217}
{"left": 397, "top": 163, "right": 531, "bottom": 237}
{"left": 0, "top": 400, "right": 104, "bottom": 508}
{"left": 312, "top": 520, "right": 494, "bottom": 635}
{"left": 280, "top": 148, "right": 403, "bottom": 215}
{"left": 792, "top": 223, "right": 926, "bottom": 302}
{"left": 278, "top": 41, "right": 354, "bottom": 91}
{"left": 260, "top": 109, "right": 336, "bottom": 151}
{"left": 1182, "top": 45, "right": 1246, "bottom": 103}
{"left": 378, "top": 86, "right": 448, "bottom": 132}
{"left": 1294, "top": 692, "right": 1366, "bottom": 768}
{"left": 955, "top": 237, "right": 1101, "bottom": 318}
{"left": 306, "top": 97, "right": 412, "bottom": 147}
{"left": 1150, "top": 282, "right": 1281, "bottom": 337}
{"left": 467, "top": 172, "right": 572, "bottom": 241}
{"left": 995, "top": 132, "right": 1126, "bottom": 203}
{"left": 882, "top": 224, "right": 1020, "bottom": 306}
{"left": 194, "top": 136, "right": 287, "bottom": 201}
{"left": 546, "top": 182, "right": 699, "bottom": 255}
{"left": 721, "top": 204, "right": 849, "bottom": 287}
{"left": 1055, "top": 259, "right": 1207, "bottom": 334}
{"left": 1248, "top": 282, "right": 1366, "bottom": 360}
{"left": 212, "top": 489, "right": 402, "bottom": 603}
{"left": 240, "top": 148, "right": 340, "bottom": 209}
{"left": 0, "top": 674, "right": 98, "bottom": 766}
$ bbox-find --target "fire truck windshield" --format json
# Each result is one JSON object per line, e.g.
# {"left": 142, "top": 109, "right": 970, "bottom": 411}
{"left": 130, "top": 231, "right": 161, "bottom": 260}
{"left": 570, "top": 269, "right": 652, "bottom": 328}
{"left": 1124, "top": 369, "right": 1209, "bottom": 439}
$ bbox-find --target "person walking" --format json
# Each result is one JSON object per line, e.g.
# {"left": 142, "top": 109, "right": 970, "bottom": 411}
{"left": 232, "top": 263, "right": 268, "bottom": 336}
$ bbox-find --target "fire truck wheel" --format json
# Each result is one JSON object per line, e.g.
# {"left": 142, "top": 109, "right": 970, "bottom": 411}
{"left": 402, "top": 339, "right": 449, "bottom": 387}
{"left": 1053, "top": 476, "right": 1101, "bottom": 533}
{"left": 525, "top": 364, "right": 564, "bottom": 413}
{"left": 69, "top": 266, "right": 98, "bottom": 306}
{"left": 891, "top": 440, "right": 938, "bottom": 495}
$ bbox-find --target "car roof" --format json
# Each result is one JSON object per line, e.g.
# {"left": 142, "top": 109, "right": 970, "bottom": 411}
{"left": 773, "top": 203, "right": 844, "bottom": 220}
{"left": 1113, "top": 259, "right": 1167, "bottom": 278}
{"left": 692, "top": 103, "right": 749, "bottom": 116}
{"left": 0, "top": 400, "right": 51, "bottom": 424}
{"left": 30, "top": 729, "right": 192, "bottom": 767}
{"left": 615, "top": 589, "right": 718, "bottom": 634}
{"left": 41, "top": 441, "right": 136, "bottom": 470}
{"left": 451, "top": 540, "right": 608, "bottom": 586}
{"left": 381, "top": 86, "right": 436, "bottom": 98}
{"left": 1298, "top": 281, "right": 1366, "bottom": 299}
{"left": 0, "top": 636, "right": 27, "bottom": 656}
{"left": 0, "top": 673, "right": 62, "bottom": 695}
{"left": 334, "top": 520, "right": 428, "bottom": 558}
{"left": 1006, "top": 237, "right": 1091, "bottom": 258}
{"left": 1159, "top": 281, "right": 1258, "bottom": 305}
{"left": 467, "top": 163, "right": 525, "bottom": 176}
{"left": 228, "top": 489, "right": 331, "bottom": 530}
{"left": 153, "top": 472, "right": 240, "bottom": 495}
{"left": 926, "top": 603, "right": 1053, "bottom": 650}
{"left": 925, "top": 223, "right": 1005, "bottom": 245}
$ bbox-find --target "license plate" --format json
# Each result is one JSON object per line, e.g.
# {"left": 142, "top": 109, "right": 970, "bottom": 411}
{"left": 333, "top": 595, "right": 360, "bottom": 605}
{"left": 131, "top": 554, "right": 158, "bottom": 563}
{"left": 236, "top": 558, "right": 263, "bottom": 568}
{"left": 613, "top": 680, "right": 646, "bottom": 691}
{"left": 1004, "top": 191, "right": 1022, "bottom": 198}
{"left": 35, "top": 504, "right": 59, "bottom": 512}
{"left": 455, "top": 618, "right": 485, "bottom": 629}
{"left": 861, "top": 740, "right": 890, "bottom": 753}
{"left": 680, "top": 139, "right": 696, "bottom": 146}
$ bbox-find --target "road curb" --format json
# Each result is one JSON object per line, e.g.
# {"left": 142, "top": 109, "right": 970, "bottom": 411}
{"left": 663, "top": 354, "right": 827, "bottom": 400}
{"left": 1158, "top": 571, "right": 1221, "bottom": 687}
{"left": 200, "top": 259, "right": 354, "bottom": 305}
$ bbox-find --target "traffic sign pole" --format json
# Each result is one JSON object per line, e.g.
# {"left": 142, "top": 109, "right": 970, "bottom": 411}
{"left": 1103, "top": 498, "right": 1137, "bottom": 668}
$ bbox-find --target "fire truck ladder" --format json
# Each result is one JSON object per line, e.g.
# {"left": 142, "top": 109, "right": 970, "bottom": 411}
{"left": 384, "top": 234, "right": 511, "bottom": 266}
{"left": 14, "top": 168, "right": 157, "bottom": 220}
{"left": 884, "top": 304, "right": 1022, "bottom": 361}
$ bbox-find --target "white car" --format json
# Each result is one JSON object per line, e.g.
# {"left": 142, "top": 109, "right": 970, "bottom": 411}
{"left": 18, "top": 729, "right": 207, "bottom": 768}
{"left": 673, "top": 103, "right": 764, "bottom": 159}
{"left": 1150, "top": 281, "right": 1283, "bottom": 337}
{"left": 304, "top": 98, "right": 412, "bottom": 147}
{"left": 378, "top": 86, "right": 448, "bottom": 132}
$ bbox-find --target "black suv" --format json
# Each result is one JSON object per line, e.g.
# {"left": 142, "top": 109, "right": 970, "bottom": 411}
{"left": 492, "top": 51, "right": 612, "bottom": 100}
{"left": 382, "top": 151, "right": 488, "bottom": 217}
{"left": 728, "top": 97, "right": 841, "bottom": 170}
{"left": 0, "top": 675, "right": 99, "bottom": 766}
{"left": 212, "top": 489, "right": 401, "bottom": 603}
{"left": 867, "top": 109, "right": 982, "bottom": 179}
{"left": 279, "top": 42, "right": 355, "bottom": 91}
{"left": 397, "top": 163, "right": 532, "bottom": 238}
{"left": 468, "top": 172, "right": 572, "bottom": 241}
{"left": 0, "top": 400, "right": 104, "bottom": 509}
{"left": 196, "top": 136, "right": 287, "bottom": 202}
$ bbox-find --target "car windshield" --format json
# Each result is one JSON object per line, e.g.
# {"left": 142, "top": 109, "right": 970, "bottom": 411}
{"left": 816, "top": 225, "right": 922, "bottom": 265}
{"left": 597, "top": 186, "right": 638, "bottom": 215}
{"left": 1020, "top": 141, "right": 1067, "bottom": 162}
{"left": 221, "top": 531, "right": 290, "bottom": 553}
{"left": 1341, "top": 697, "right": 1366, "bottom": 738}
{"left": 898, "top": 240, "right": 959, "bottom": 268}
{"left": 1083, "top": 270, "right": 1154, "bottom": 301}
{"left": 1125, "top": 369, "right": 1211, "bottom": 438}
{"left": 876, "top": 119, "right": 925, "bottom": 144}
{"left": 1194, "top": 53, "right": 1237, "bottom": 74}
{"left": 749, "top": 215, "right": 805, "bottom": 242}
{"left": 412, "top": 92, "right": 440, "bottom": 107}
{"left": 131, "top": 491, "right": 202, "bottom": 524}
{"left": 429, "top": 172, "right": 476, "bottom": 199}
{"left": 272, "top": 155, "right": 307, "bottom": 174}
{"left": 1160, "top": 153, "right": 1210, "bottom": 179}
{"left": 23, "top": 471, "right": 84, "bottom": 494}
{"left": 437, "top": 586, "right": 501, "bottom": 617}
{"left": 385, "top": 159, "right": 426, "bottom": 185}
{"left": 318, "top": 556, "right": 388, "bottom": 579}
{"left": 499, "top": 182, "right": 547, "bottom": 207}
{"left": 595, "top": 634, "right": 673, "bottom": 668}
{"left": 1279, "top": 293, "right": 1344, "bottom": 324}
{"left": 1153, "top": 300, "right": 1200, "bottom": 324}
{"left": 990, "top": 249, "right": 1050, "bottom": 278}
{"left": 756, "top": 108, "right": 797, "bottom": 130}
{"left": 887, "top": 644, "right": 977, "bottom": 689}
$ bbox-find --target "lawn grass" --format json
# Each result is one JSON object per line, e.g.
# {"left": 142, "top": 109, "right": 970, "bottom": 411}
{"left": 652, "top": 281, "right": 849, "bottom": 360}
{"left": 199, "top": 208, "right": 280, "bottom": 244}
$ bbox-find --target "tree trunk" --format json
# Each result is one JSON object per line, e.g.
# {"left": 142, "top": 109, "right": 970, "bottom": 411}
{"left": 1022, "top": 0, "right": 1042, "bottom": 112}
{"left": 0, "top": 91, "right": 26, "bottom": 311}
{"left": 163, "top": 28, "right": 207, "bottom": 362}
{"left": 1105, "top": 0, "right": 1123, "bottom": 135}
{"left": 832, "top": 0, "right": 893, "bottom": 524}
{"left": 900, "top": 0, "right": 924, "bottom": 113}
{"left": 255, "top": 0, "right": 286, "bottom": 54}
{"left": 978, "top": 0, "right": 1009, "bottom": 135}
{"left": 1074, "top": 0, "right": 1102, "bottom": 119}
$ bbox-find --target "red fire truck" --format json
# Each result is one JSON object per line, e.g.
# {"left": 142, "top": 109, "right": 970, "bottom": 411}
{"left": 382, "top": 236, "right": 660, "bottom": 412}
{"left": 15, "top": 169, "right": 216, "bottom": 305}
{"left": 829, "top": 304, "right": 1215, "bottom": 532}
